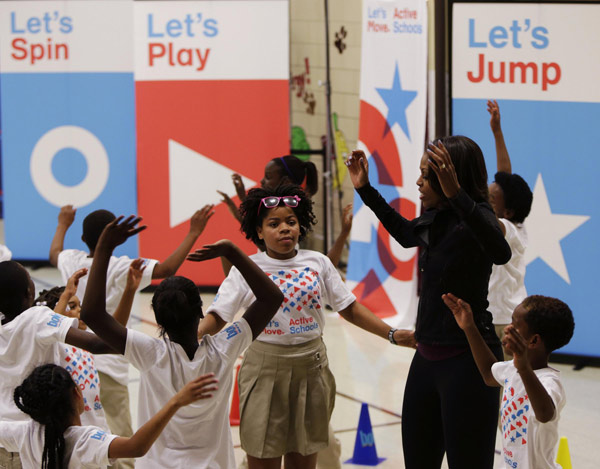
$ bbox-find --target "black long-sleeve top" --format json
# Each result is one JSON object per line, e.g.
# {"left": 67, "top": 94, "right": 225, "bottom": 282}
{"left": 356, "top": 183, "right": 511, "bottom": 346}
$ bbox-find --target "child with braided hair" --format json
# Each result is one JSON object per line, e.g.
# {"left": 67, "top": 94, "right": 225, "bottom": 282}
{"left": 0, "top": 363, "right": 216, "bottom": 469}
{"left": 0, "top": 260, "right": 124, "bottom": 469}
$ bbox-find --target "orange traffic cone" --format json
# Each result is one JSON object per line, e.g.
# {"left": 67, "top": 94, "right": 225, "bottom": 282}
{"left": 229, "top": 364, "right": 241, "bottom": 426}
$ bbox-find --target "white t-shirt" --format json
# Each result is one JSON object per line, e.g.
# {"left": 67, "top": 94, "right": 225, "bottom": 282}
{"left": 58, "top": 249, "right": 158, "bottom": 385}
{"left": 0, "top": 420, "right": 117, "bottom": 469}
{"left": 124, "top": 319, "right": 252, "bottom": 469}
{"left": 0, "top": 306, "right": 77, "bottom": 421}
{"left": 492, "top": 360, "right": 565, "bottom": 469}
{"left": 488, "top": 220, "right": 528, "bottom": 324}
{"left": 207, "top": 250, "right": 356, "bottom": 345}
{"left": 0, "top": 245, "right": 11, "bottom": 262}
{"left": 54, "top": 343, "right": 108, "bottom": 430}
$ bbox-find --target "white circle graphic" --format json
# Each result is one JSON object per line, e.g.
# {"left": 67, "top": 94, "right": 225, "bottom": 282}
{"left": 30, "top": 126, "right": 110, "bottom": 208}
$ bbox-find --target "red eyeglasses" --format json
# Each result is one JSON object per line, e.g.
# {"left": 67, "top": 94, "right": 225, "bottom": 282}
{"left": 258, "top": 195, "right": 301, "bottom": 214}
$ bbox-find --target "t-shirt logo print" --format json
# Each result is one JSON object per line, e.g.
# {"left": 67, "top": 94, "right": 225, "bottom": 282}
{"left": 269, "top": 268, "right": 321, "bottom": 313}
{"left": 501, "top": 385, "right": 529, "bottom": 446}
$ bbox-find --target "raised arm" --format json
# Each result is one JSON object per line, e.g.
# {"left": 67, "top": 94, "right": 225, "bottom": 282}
{"left": 327, "top": 203, "right": 353, "bottom": 267}
{"left": 503, "top": 325, "right": 556, "bottom": 423}
{"left": 442, "top": 293, "right": 499, "bottom": 386}
{"left": 80, "top": 216, "right": 147, "bottom": 354}
{"left": 487, "top": 100, "right": 512, "bottom": 174}
{"left": 64, "top": 327, "right": 117, "bottom": 355}
{"left": 427, "top": 142, "right": 511, "bottom": 265}
{"left": 217, "top": 191, "right": 242, "bottom": 223}
{"left": 108, "top": 373, "right": 218, "bottom": 458}
{"left": 187, "top": 240, "right": 283, "bottom": 339}
{"left": 112, "top": 259, "right": 145, "bottom": 326}
{"left": 232, "top": 173, "right": 247, "bottom": 201}
{"left": 346, "top": 150, "right": 421, "bottom": 248}
{"left": 152, "top": 205, "right": 214, "bottom": 279}
{"left": 54, "top": 268, "right": 87, "bottom": 316}
{"left": 49, "top": 205, "right": 76, "bottom": 266}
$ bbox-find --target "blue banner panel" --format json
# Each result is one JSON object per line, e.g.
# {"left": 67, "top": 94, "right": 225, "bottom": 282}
{"left": 0, "top": 73, "right": 138, "bottom": 259}
{"left": 453, "top": 99, "right": 598, "bottom": 357}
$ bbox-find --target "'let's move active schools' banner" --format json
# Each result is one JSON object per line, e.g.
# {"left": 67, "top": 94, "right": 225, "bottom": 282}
{"left": 451, "top": 2, "right": 599, "bottom": 357}
{"left": 0, "top": 1, "right": 290, "bottom": 286}
{"left": 347, "top": 0, "right": 427, "bottom": 326}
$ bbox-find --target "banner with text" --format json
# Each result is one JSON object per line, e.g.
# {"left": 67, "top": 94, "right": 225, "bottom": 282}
{"left": 134, "top": 1, "right": 290, "bottom": 285}
{"left": 452, "top": 2, "right": 599, "bottom": 356}
{"left": 347, "top": 0, "right": 427, "bottom": 325}
{"left": 0, "top": 1, "right": 138, "bottom": 259}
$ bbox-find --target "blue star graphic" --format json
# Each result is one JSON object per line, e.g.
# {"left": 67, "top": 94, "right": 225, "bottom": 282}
{"left": 376, "top": 63, "right": 417, "bottom": 140}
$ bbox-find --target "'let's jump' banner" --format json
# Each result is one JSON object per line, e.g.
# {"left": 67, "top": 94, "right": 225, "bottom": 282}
{"left": 0, "top": 1, "right": 138, "bottom": 259}
{"left": 452, "top": 3, "right": 599, "bottom": 357}
{"left": 134, "top": 1, "right": 290, "bottom": 285}
{"left": 347, "top": 0, "right": 428, "bottom": 325}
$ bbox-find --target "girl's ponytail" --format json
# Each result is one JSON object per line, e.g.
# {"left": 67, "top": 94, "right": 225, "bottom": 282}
{"left": 14, "top": 364, "right": 77, "bottom": 469}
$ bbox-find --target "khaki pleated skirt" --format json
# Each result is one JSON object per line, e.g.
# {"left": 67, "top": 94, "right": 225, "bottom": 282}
{"left": 238, "top": 337, "right": 336, "bottom": 458}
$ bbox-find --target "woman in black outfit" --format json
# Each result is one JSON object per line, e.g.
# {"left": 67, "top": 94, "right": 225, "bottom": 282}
{"left": 346, "top": 136, "right": 511, "bottom": 469}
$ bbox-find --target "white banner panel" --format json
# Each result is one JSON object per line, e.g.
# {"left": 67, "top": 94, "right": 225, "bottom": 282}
{"left": 0, "top": 1, "right": 133, "bottom": 73}
{"left": 134, "top": 0, "right": 289, "bottom": 80}
{"left": 347, "top": 0, "right": 428, "bottom": 326}
{"left": 453, "top": 3, "right": 600, "bottom": 102}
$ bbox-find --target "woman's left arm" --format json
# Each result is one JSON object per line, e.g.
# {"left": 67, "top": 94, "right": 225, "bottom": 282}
{"left": 449, "top": 190, "right": 511, "bottom": 265}
{"left": 427, "top": 142, "right": 511, "bottom": 265}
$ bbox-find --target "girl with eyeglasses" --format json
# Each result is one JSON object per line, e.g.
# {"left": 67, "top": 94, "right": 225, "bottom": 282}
{"left": 198, "top": 183, "right": 415, "bottom": 469}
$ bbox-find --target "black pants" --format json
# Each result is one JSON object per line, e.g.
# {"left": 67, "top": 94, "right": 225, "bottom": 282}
{"left": 401, "top": 346, "right": 502, "bottom": 469}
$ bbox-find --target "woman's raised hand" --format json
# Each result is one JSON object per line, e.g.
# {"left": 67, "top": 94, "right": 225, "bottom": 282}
{"left": 345, "top": 150, "right": 370, "bottom": 189}
{"left": 427, "top": 142, "right": 460, "bottom": 199}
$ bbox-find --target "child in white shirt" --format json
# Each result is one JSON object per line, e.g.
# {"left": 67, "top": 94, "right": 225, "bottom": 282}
{"left": 203, "top": 184, "right": 415, "bottom": 469}
{"left": 443, "top": 292, "right": 574, "bottom": 469}
{"left": 0, "top": 363, "right": 216, "bottom": 469}
{"left": 486, "top": 100, "right": 534, "bottom": 358}
{"left": 79, "top": 215, "right": 283, "bottom": 468}
{"left": 48, "top": 204, "right": 213, "bottom": 466}
{"left": 0, "top": 260, "right": 118, "bottom": 468}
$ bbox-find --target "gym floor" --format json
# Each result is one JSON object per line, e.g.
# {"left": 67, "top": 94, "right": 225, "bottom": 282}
{"left": 25, "top": 260, "right": 600, "bottom": 469}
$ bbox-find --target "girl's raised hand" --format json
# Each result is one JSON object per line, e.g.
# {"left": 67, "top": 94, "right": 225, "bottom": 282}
{"left": 442, "top": 293, "right": 475, "bottom": 330}
{"left": 126, "top": 259, "right": 146, "bottom": 292}
{"left": 174, "top": 373, "right": 218, "bottom": 407}
{"left": 345, "top": 150, "right": 370, "bottom": 189}
{"left": 427, "top": 142, "right": 460, "bottom": 199}
{"left": 217, "top": 191, "right": 241, "bottom": 221}
{"left": 231, "top": 173, "right": 247, "bottom": 201}
{"left": 65, "top": 268, "right": 88, "bottom": 296}
{"left": 187, "top": 240, "right": 235, "bottom": 262}
{"left": 189, "top": 204, "right": 215, "bottom": 237}
{"left": 97, "top": 216, "right": 147, "bottom": 252}
{"left": 487, "top": 99, "right": 501, "bottom": 134}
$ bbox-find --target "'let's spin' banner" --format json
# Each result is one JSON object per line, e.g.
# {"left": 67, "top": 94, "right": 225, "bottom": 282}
{"left": 0, "top": 1, "right": 138, "bottom": 259}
